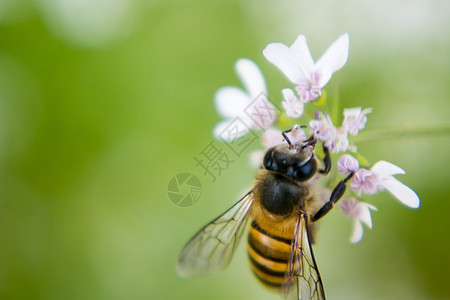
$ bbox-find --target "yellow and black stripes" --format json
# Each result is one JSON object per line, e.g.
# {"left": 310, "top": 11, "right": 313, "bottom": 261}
{"left": 247, "top": 220, "right": 293, "bottom": 288}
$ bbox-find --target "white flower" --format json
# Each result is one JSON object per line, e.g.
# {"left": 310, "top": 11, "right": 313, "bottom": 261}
{"left": 310, "top": 113, "right": 336, "bottom": 147}
{"left": 288, "top": 124, "right": 307, "bottom": 145}
{"left": 263, "top": 33, "right": 349, "bottom": 102}
{"left": 351, "top": 168, "right": 378, "bottom": 194}
{"left": 338, "top": 154, "right": 359, "bottom": 175}
{"left": 343, "top": 107, "right": 373, "bottom": 135}
{"left": 213, "top": 58, "right": 276, "bottom": 141}
{"left": 341, "top": 198, "right": 377, "bottom": 243}
{"left": 262, "top": 127, "right": 283, "bottom": 147}
{"left": 282, "top": 89, "right": 304, "bottom": 118}
{"left": 331, "top": 128, "right": 349, "bottom": 153}
{"left": 250, "top": 150, "right": 265, "bottom": 168}
{"left": 350, "top": 161, "right": 420, "bottom": 208}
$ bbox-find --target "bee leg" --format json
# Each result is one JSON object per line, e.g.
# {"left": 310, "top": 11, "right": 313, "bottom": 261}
{"left": 312, "top": 172, "right": 354, "bottom": 222}
{"left": 318, "top": 144, "right": 331, "bottom": 174}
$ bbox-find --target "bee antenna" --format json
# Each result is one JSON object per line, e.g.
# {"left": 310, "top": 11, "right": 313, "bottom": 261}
{"left": 282, "top": 128, "right": 292, "bottom": 146}
{"left": 283, "top": 125, "right": 309, "bottom": 147}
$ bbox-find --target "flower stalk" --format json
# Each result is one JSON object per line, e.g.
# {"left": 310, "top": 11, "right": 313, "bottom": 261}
{"left": 353, "top": 124, "right": 450, "bottom": 143}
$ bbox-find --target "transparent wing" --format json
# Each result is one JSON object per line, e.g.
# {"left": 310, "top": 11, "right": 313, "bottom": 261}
{"left": 177, "top": 192, "right": 254, "bottom": 277}
{"left": 282, "top": 213, "right": 325, "bottom": 300}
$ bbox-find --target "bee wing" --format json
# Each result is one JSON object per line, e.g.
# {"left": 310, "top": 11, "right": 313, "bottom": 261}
{"left": 177, "top": 192, "right": 254, "bottom": 277}
{"left": 282, "top": 213, "right": 325, "bottom": 300}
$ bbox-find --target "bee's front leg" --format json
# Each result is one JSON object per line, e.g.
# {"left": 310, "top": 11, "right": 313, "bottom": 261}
{"left": 312, "top": 172, "right": 354, "bottom": 222}
{"left": 318, "top": 144, "right": 331, "bottom": 174}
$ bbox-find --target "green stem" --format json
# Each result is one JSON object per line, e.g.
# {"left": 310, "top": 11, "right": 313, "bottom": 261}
{"left": 353, "top": 124, "right": 450, "bottom": 143}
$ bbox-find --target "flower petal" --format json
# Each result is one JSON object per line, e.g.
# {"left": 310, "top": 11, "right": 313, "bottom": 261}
{"left": 289, "top": 124, "right": 306, "bottom": 144}
{"left": 235, "top": 58, "right": 267, "bottom": 100}
{"left": 309, "top": 113, "right": 336, "bottom": 147}
{"left": 337, "top": 154, "right": 359, "bottom": 175}
{"left": 371, "top": 161, "right": 406, "bottom": 178}
{"left": 282, "top": 88, "right": 304, "bottom": 118}
{"left": 315, "top": 33, "right": 349, "bottom": 75}
{"left": 214, "top": 86, "right": 250, "bottom": 118}
{"left": 262, "top": 127, "right": 283, "bottom": 147}
{"left": 213, "top": 119, "right": 251, "bottom": 141}
{"left": 350, "top": 220, "right": 364, "bottom": 244}
{"left": 342, "top": 107, "right": 372, "bottom": 136}
{"left": 316, "top": 69, "right": 332, "bottom": 88}
{"left": 332, "top": 128, "right": 349, "bottom": 153}
{"left": 213, "top": 119, "right": 232, "bottom": 140}
{"left": 343, "top": 107, "right": 362, "bottom": 117}
{"left": 350, "top": 168, "right": 379, "bottom": 195}
{"left": 289, "top": 34, "right": 314, "bottom": 79}
{"left": 358, "top": 203, "right": 376, "bottom": 228}
{"left": 381, "top": 177, "right": 420, "bottom": 208}
{"left": 282, "top": 88, "right": 297, "bottom": 101}
{"left": 341, "top": 197, "right": 359, "bottom": 218}
{"left": 263, "top": 42, "right": 306, "bottom": 84}
{"left": 362, "top": 107, "right": 373, "bottom": 115}
{"left": 250, "top": 150, "right": 265, "bottom": 168}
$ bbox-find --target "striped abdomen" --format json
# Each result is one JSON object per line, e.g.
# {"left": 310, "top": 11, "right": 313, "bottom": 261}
{"left": 247, "top": 220, "right": 293, "bottom": 289}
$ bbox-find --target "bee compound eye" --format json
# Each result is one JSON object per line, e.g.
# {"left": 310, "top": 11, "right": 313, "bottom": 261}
{"left": 263, "top": 148, "right": 275, "bottom": 170}
{"left": 294, "top": 158, "right": 317, "bottom": 181}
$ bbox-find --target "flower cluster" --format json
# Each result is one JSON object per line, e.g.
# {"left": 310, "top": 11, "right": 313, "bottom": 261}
{"left": 213, "top": 33, "right": 420, "bottom": 243}
{"left": 337, "top": 154, "right": 419, "bottom": 242}
{"left": 307, "top": 107, "right": 372, "bottom": 154}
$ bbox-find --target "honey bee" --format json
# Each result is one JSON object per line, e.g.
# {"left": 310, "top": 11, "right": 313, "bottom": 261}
{"left": 177, "top": 126, "right": 354, "bottom": 300}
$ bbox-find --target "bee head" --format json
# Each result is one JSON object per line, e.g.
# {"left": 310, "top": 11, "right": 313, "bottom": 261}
{"left": 263, "top": 140, "right": 317, "bottom": 181}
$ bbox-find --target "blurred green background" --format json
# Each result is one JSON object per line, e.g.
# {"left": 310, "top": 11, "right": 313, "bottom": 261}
{"left": 0, "top": 0, "right": 449, "bottom": 299}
